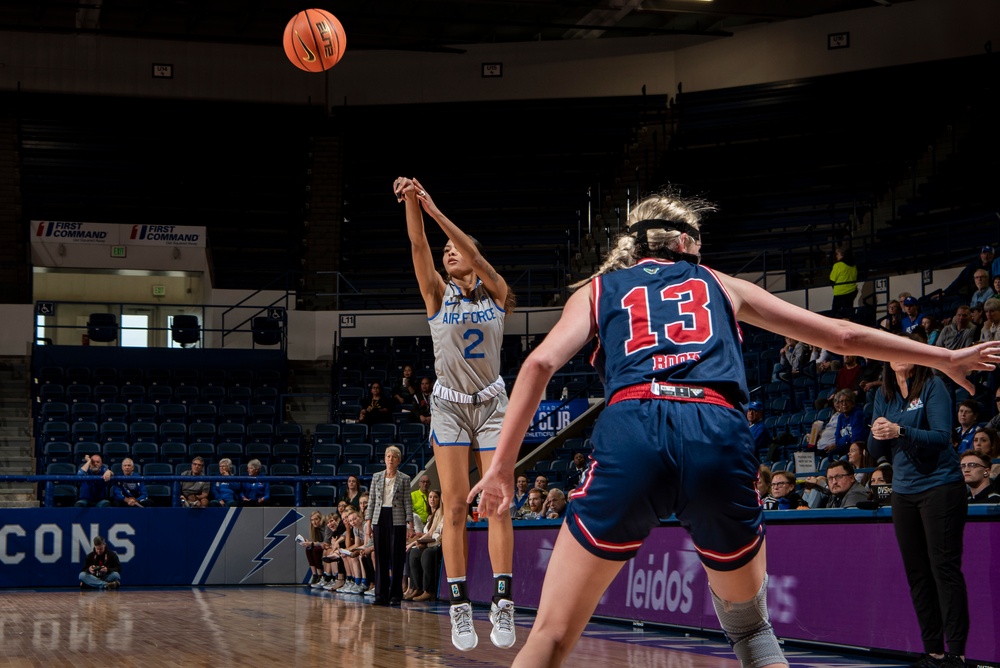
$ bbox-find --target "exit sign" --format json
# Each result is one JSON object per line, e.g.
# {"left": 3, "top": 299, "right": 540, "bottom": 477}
{"left": 152, "top": 285, "right": 166, "bottom": 297}
{"left": 111, "top": 246, "right": 127, "bottom": 258}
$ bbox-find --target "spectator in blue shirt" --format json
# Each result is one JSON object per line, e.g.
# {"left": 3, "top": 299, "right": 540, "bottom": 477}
{"left": 75, "top": 454, "right": 112, "bottom": 508}
{"left": 240, "top": 459, "right": 270, "bottom": 506}
{"left": 746, "top": 401, "right": 770, "bottom": 453}
{"left": 955, "top": 400, "right": 984, "bottom": 451}
{"left": 210, "top": 458, "right": 240, "bottom": 507}
{"left": 900, "top": 297, "right": 923, "bottom": 334}
{"left": 820, "top": 389, "right": 868, "bottom": 458}
{"left": 112, "top": 458, "right": 147, "bottom": 507}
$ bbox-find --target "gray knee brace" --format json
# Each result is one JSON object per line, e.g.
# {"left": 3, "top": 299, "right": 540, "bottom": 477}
{"left": 710, "top": 574, "right": 788, "bottom": 668}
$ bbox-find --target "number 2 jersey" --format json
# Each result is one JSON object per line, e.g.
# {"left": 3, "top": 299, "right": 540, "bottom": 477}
{"left": 429, "top": 279, "right": 505, "bottom": 394}
{"left": 591, "top": 258, "right": 749, "bottom": 404}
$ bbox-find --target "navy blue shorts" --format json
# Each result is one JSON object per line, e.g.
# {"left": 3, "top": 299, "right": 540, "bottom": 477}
{"left": 566, "top": 397, "right": 764, "bottom": 571}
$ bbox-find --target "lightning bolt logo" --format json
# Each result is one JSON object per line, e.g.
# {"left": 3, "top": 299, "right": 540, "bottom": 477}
{"left": 241, "top": 509, "right": 303, "bottom": 582}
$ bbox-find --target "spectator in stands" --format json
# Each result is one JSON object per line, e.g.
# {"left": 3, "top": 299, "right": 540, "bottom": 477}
{"left": 993, "top": 275, "right": 1000, "bottom": 300}
{"left": 800, "top": 475, "right": 830, "bottom": 509}
{"left": 512, "top": 475, "right": 530, "bottom": 514}
{"left": 301, "top": 511, "right": 328, "bottom": 587}
{"left": 392, "top": 364, "right": 419, "bottom": 406}
{"left": 358, "top": 381, "right": 394, "bottom": 425}
{"left": 936, "top": 306, "right": 977, "bottom": 351}
{"left": 942, "top": 245, "right": 994, "bottom": 300}
{"left": 979, "top": 298, "right": 1000, "bottom": 343}
{"left": 869, "top": 337, "right": 972, "bottom": 667}
{"left": 877, "top": 300, "right": 903, "bottom": 334}
{"left": 762, "top": 470, "right": 808, "bottom": 510}
{"left": 961, "top": 450, "right": 999, "bottom": 503}
{"left": 412, "top": 475, "right": 432, "bottom": 525}
{"left": 534, "top": 475, "right": 549, "bottom": 493}
{"left": 210, "top": 458, "right": 239, "bottom": 507}
{"left": 75, "top": 454, "right": 112, "bottom": 508}
{"left": 900, "top": 297, "right": 922, "bottom": 334}
{"left": 516, "top": 488, "right": 546, "bottom": 520}
{"left": 404, "top": 488, "right": 444, "bottom": 602}
{"left": 955, "top": 400, "right": 984, "bottom": 451}
{"left": 364, "top": 445, "right": 414, "bottom": 606}
{"left": 823, "top": 461, "right": 869, "bottom": 508}
{"left": 112, "top": 458, "right": 146, "bottom": 507}
{"left": 239, "top": 459, "right": 270, "bottom": 505}
{"left": 969, "top": 304, "right": 986, "bottom": 341}
{"left": 771, "top": 336, "right": 809, "bottom": 382}
{"left": 412, "top": 377, "right": 434, "bottom": 425}
{"left": 971, "top": 426, "right": 1000, "bottom": 480}
{"left": 920, "top": 316, "right": 941, "bottom": 346}
{"left": 867, "top": 464, "right": 893, "bottom": 504}
{"left": 180, "top": 457, "right": 210, "bottom": 508}
{"left": 969, "top": 269, "right": 995, "bottom": 309}
{"left": 811, "top": 389, "right": 867, "bottom": 457}
{"left": 810, "top": 346, "right": 840, "bottom": 375}
{"left": 78, "top": 536, "right": 121, "bottom": 590}
{"left": 746, "top": 401, "right": 771, "bottom": 453}
{"left": 341, "top": 474, "right": 363, "bottom": 508}
{"left": 847, "top": 442, "right": 874, "bottom": 486}
{"left": 318, "top": 511, "right": 346, "bottom": 590}
{"left": 565, "top": 452, "right": 589, "bottom": 492}
{"left": 829, "top": 247, "right": 858, "bottom": 319}
{"left": 341, "top": 510, "right": 370, "bottom": 595}
{"left": 543, "top": 488, "right": 568, "bottom": 519}
{"left": 355, "top": 497, "right": 377, "bottom": 596}
{"left": 756, "top": 464, "right": 772, "bottom": 499}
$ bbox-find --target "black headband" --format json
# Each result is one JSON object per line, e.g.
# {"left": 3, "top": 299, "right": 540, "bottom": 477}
{"left": 630, "top": 218, "right": 701, "bottom": 264}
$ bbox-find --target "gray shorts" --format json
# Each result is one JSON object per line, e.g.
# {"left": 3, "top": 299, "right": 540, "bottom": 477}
{"left": 429, "top": 392, "right": 508, "bottom": 452}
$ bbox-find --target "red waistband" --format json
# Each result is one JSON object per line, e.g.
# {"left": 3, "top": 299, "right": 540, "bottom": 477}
{"left": 608, "top": 382, "right": 735, "bottom": 409}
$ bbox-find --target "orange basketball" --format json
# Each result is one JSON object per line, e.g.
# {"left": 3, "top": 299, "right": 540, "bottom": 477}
{"left": 283, "top": 8, "right": 346, "bottom": 73}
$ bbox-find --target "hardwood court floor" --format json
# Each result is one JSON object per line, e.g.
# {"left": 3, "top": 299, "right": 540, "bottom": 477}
{"left": 0, "top": 587, "right": 911, "bottom": 667}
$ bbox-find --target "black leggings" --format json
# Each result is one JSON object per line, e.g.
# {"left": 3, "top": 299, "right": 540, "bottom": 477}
{"left": 891, "top": 481, "right": 969, "bottom": 656}
{"left": 407, "top": 545, "right": 442, "bottom": 593}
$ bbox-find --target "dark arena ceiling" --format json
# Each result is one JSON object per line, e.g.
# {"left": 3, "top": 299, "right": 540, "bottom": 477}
{"left": 0, "top": 0, "right": 913, "bottom": 53}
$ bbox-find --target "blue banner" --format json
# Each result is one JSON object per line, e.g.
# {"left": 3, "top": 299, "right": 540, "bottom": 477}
{"left": 0, "top": 507, "right": 337, "bottom": 587}
{"left": 524, "top": 399, "right": 590, "bottom": 443}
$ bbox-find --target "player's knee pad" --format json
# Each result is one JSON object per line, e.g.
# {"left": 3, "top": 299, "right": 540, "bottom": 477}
{"left": 710, "top": 574, "right": 787, "bottom": 668}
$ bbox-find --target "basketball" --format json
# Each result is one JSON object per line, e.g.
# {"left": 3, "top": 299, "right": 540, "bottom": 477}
{"left": 283, "top": 9, "right": 346, "bottom": 73}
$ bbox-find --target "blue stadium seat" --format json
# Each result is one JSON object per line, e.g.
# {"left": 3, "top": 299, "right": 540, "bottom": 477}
{"left": 101, "top": 403, "right": 130, "bottom": 423}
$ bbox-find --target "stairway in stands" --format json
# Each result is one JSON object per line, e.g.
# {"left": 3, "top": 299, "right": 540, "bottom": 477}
{"left": 0, "top": 356, "right": 38, "bottom": 507}
{"left": 286, "top": 361, "right": 335, "bottom": 473}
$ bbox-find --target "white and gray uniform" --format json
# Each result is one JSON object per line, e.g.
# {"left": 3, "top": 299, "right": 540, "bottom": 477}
{"left": 429, "top": 280, "right": 508, "bottom": 451}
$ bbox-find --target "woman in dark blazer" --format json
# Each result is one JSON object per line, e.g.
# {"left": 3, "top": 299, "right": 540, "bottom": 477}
{"left": 364, "top": 445, "right": 413, "bottom": 605}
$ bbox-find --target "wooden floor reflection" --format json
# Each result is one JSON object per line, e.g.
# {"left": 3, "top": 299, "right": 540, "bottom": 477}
{"left": 0, "top": 587, "right": 909, "bottom": 667}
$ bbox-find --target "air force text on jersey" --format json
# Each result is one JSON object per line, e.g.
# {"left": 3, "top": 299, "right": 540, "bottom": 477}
{"left": 441, "top": 305, "right": 499, "bottom": 325}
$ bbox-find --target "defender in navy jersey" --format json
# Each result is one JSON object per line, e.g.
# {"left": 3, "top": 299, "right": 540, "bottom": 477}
{"left": 394, "top": 176, "right": 516, "bottom": 652}
{"left": 469, "top": 189, "right": 999, "bottom": 668}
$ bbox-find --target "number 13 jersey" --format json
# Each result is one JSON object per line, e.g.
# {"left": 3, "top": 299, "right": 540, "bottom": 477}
{"left": 591, "top": 258, "right": 748, "bottom": 404}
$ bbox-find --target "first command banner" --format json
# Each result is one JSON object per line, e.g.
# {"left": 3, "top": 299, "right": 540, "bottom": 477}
{"left": 31, "top": 221, "right": 205, "bottom": 247}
